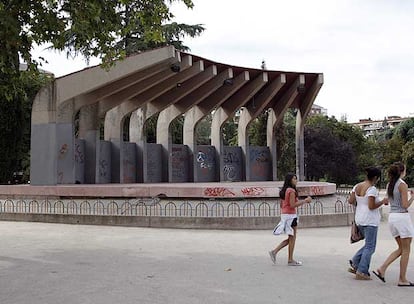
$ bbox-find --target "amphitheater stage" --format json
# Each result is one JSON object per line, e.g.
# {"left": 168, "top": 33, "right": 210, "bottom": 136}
{"left": 0, "top": 181, "right": 336, "bottom": 199}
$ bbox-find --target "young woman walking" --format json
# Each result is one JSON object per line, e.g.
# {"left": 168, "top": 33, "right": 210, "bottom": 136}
{"left": 347, "top": 167, "right": 388, "bottom": 280}
{"left": 373, "top": 162, "right": 414, "bottom": 286}
{"left": 269, "top": 173, "right": 312, "bottom": 266}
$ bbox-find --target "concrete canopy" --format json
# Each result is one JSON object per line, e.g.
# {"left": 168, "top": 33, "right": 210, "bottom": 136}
{"left": 30, "top": 46, "right": 323, "bottom": 185}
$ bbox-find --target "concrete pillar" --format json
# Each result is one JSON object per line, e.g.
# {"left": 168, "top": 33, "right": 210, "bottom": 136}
{"left": 156, "top": 65, "right": 217, "bottom": 181}
{"left": 295, "top": 74, "right": 324, "bottom": 181}
{"left": 211, "top": 72, "right": 268, "bottom": 181}
{"left": 237, "top": 75, "right": 286, "bottom": 180}
{"left": 79, "top": 104, "right": 100, "bottom": 183}
{"left": 129, "top": 107, "right": 146, "bottom": 182}
{"left": 295, "top": 110, "right": 305, "bottom": 181}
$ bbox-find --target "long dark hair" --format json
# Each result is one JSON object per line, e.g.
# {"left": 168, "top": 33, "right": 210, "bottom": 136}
{"left": 279, "top": 172, "right": 298, "bottom": 199}
{"left": 387, "top": 162, "right": 405, "bottom": 198}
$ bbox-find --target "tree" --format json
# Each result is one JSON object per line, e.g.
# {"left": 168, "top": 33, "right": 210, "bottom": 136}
{"left": 0, "top": 0, "right": 204, "bottom": 183}
{"left": 222, "top": 116, "right": 238, "bottom": 146}
{"left": 402, "top": 140, "right": 414, "bottom": 185}
{"left": 0, "top": 71, "right": 51, "bottom": 183}
{"left": 249, "top": 112, "right": 267, "bottom": 146}
{"left": 304, "top": 123, "right": 358, "bottom": 184}
{"left": 394, "top": 118, "right": 414, "bottom": 143}
{"left": 304, "top": 115, "right": 369, "bottom": 184}
{"left": 275, "top": 109, "right": 296, "bottom": 179}
{"left": 116, "top": 1, "right": 204, "bottom": 54}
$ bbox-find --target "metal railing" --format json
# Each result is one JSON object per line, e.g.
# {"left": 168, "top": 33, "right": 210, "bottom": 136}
{"left": 0, "top": 189, "right": 353, "bottom": 218}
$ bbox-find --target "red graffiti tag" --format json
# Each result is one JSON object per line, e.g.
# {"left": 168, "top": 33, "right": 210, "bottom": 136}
{"left": 311, "top": 186, "right": 324, "bottom": 196}
{"left": 204, "top": 187, "right": 236, "bottom": 197}
{"left": 241, "top": 187, "right": 265, "bottom": 196}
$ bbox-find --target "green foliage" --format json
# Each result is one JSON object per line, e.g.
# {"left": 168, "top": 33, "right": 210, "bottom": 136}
{"left": 196, "top": 114, "right": 212, "bottom": 145}
{"left": 116, "top": 1, "right": 204, "bottom": 54}
{"left": 222, "top": 116, "right": 238, "bottom": 146}
{"left": 276, "top": 109, "right": 296, "bottom": 179}
{"left": 304, "top": 115, "right": 373, "bottom": 184}
{"left": 402, "top": 140, "right": 414, "bottom": 185}
{"left": 304, "top": 122, "right": 358, "bottom": 184}
{"left": 171, "top": 115, "right": 184, "bottom": 144}
{"left": 0, "top": 0, "right": 203, "bottom": 182}
{"left": 394, "top": 118, "right": 414, "bottom": 142}
{"left": 249, "top": 112, "right": 267, "bottom": 146}
{"left": 0, "top": 71, "right": 51, "bottom": 183}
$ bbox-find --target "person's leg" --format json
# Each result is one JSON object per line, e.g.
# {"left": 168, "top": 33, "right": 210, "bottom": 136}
{"left": 377, "top": 237, "right": 402, "bottom": 276}
{"left": 398, "top": 237, "right": 412, "bottom": 284}
{"left": 288, "top": 226, "right": 297, "bottom": 262}
{"left": 356, "top": 226, "right": 377, "bottom": 276}
{"left": 272, "top": 238, "right": 289, "bottom": 254}
{"left": 351, "top": 246, "right": 365, "bottom": 270}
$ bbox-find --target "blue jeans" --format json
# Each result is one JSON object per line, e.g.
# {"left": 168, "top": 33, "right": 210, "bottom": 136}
{"left": 351, "top": 225, "right": 378, "bottom": 275}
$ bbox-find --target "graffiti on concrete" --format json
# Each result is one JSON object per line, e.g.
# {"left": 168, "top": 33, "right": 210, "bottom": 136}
{"left": 58, "top": 143, "right": 68, "bottom": 160}
{"left": 241, "top": 187, "right": 265, "bottom": 196}
{"left": 74, "top": 142, "right": 84, "bottom": 164}
{"left": 197, "top": 151, "right": 214, "bottom": 170}
{"left": 204, "top": 187, "right": 236, "bottom": 197}
{"left": 99, "top": 159, "right": 108, "bottom": 177}
{"left": 171, "top": 145, "right": 189, "bottom": 181}
{"left": 311, "top": 186, "right": 325, "bottom": 196}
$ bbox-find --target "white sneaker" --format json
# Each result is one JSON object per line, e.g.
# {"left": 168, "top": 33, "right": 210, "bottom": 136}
{"left": 268, "top": 251, "right": 276, "bottom": 264}
{"left": 288, "top": 260, "right": 303, "bottom": 266}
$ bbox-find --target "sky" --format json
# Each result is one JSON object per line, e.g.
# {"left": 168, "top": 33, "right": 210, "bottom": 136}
{"left": 31, "top": 0, "right": 414, "bottom": 123}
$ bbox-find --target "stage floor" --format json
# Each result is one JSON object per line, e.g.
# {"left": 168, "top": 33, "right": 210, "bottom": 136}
{"left": 0, "top": 181, "right": 336, "bottom": 199}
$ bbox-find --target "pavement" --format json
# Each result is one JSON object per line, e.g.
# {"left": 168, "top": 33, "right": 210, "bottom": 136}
{"left": 1, "top": 219, "right": 414, "bottom": 304}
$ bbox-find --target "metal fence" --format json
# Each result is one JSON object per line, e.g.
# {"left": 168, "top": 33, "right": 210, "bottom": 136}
{"left": 0, "top": 189, "right": 353, "bottom": 218}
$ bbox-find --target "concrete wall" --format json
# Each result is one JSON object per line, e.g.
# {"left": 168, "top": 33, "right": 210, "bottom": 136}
{"left": 110, "top": 139, "right": 121, "bottom": 183}
{"left": 170, "top": 145, "right": 190, "bottom": 182}
{"left": 145, "top": 143, "right": 163, "bottom": 182}
{"left": 30, "top": 124, "right": 57, "bottom": 185}
{"left": 74, "top": 139, "right": 85, "bottom": 184}
{"left": 195, "top": 145, "right": 216, "bottom": 182}
{"left": 248, "top": 146, "right": 271, "bottom": 181}
{"left": 222, "top": 146, "right": 243, "bottom": 182}
{"left": 56, "top": 123, "right": 75, "bottom": 184}
{"left": 121, "top": 142, "right": 137, "bottom": 183}
{"left": 0, "top": 213, "right": 353, "bottom": 230}
{"left": 97, "top": 140, "right": 111, "bottom": 183}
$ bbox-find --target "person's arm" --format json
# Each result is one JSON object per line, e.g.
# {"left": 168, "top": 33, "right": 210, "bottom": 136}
{"left": 368, "top": 196, "right": 388, "bottom": 210}
{"left": 399, "top": 183, "right": 414, "bottom": 209}
{"left": 348, "top": 191, "right": 356, "bottom": 205}
{"left": 289, "top": 189, "right": 311, "bottom": 208}
{"left": 348, "top": 184, "right": 358, "bottom": 205}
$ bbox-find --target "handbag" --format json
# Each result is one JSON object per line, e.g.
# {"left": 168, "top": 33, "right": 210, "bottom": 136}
{"left": 350, "top": 220, "right": 364, "bottom": 243}
{"left": 350, "top": 201, "right": 364, "bottom": 243}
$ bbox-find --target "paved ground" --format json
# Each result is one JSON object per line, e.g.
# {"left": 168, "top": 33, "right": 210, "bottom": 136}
{"left": 1, "top": 219, "right": 414, "bottom": 304}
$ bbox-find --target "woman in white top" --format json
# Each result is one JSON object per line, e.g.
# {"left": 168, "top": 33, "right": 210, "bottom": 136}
{"left": 373, "top": 162, "right": 414, "bottom": 286}
{"left": 348, "top": 167, "right": 388, "bottom": 280}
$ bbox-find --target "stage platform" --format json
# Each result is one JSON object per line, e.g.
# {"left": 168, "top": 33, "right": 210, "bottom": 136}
{"left": 0, "top": 181, "right": 336, "bottom": 199}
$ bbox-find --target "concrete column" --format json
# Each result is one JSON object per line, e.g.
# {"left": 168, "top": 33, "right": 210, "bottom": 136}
{"left": 130, "top": 107, "right": 147, "bottom": 183}
{"left": 104, "top": 104, "right": 130, "bottom": 183}
{"left": 295, "top": 110, "right": 305, "bottom": 181}
{"left": 211, "top": 72, "right": 268, "bottom": 181}
{"left": 295, "top": 74, "right": 324, "bottom": 181}
{"left": 183, "top": 107, "right": 201, "bottom": 181}
{"left": 266, "top": 109, "right": 278, "bottom": 180}
{"left": 211, "top": 107, "right": 226, "bottom": 181}
{"left": 79, "top": 104, "right": 100, "bottom": 183}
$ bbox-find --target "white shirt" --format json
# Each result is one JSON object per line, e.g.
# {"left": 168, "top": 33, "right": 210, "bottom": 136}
{"left": 353, "top": 185, "right": 381, "bottom": 226}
